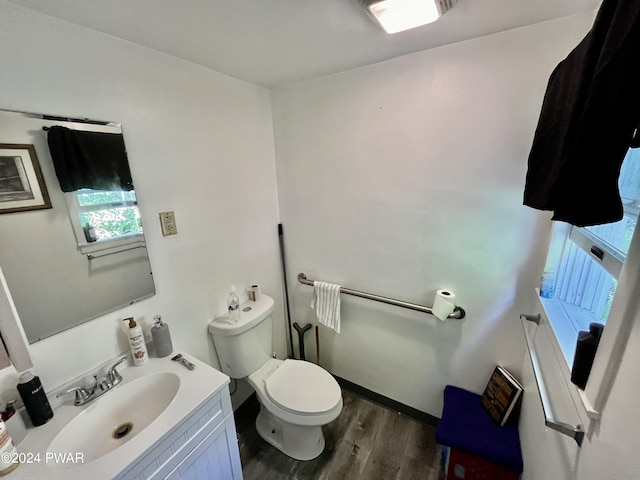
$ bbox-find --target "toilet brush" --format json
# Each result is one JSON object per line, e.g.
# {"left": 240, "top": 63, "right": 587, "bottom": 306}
{"left": 293, "top": 322, "right": 312, "bottom": 361}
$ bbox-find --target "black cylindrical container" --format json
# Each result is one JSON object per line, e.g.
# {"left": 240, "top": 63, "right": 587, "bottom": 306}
{"left": 570, "top": 322, "right": 604, "bottom": 389}
{"left": 17, "top": 372, "right": 53, "bottom": 426}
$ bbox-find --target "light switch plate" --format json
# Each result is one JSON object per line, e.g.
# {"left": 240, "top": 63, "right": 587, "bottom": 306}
{"left": 159, "top": 211, "right": 178, "bottom": 236}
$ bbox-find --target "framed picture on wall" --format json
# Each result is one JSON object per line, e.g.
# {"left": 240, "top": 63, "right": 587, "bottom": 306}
{"left": 0, "top": 143, "right": 52, "bottom": 214}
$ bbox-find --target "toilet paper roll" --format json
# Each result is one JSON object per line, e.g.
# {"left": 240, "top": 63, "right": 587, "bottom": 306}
{"left": 433, "top": 290, "right": 456, "bottom": 321}
{"left": 247, "top": 285, "right": 261, "bottom": 302}
{"left": 251, "top": 285, "right": 260, "bottom": 301}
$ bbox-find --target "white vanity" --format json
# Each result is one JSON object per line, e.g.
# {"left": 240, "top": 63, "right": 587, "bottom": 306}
{"left": 15, "top": 353, "right": 243, "bottom": 480}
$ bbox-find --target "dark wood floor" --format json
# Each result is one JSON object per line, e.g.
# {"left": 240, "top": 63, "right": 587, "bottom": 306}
{"left": 235, "top": 389, "right": 442, "bottom": 480}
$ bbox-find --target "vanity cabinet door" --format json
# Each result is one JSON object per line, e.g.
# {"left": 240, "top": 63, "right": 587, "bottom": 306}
{"left": 116, "top": 387, "right": 242, "bottom": 480}
{"left": 165, "top": 414, "right": 242, "bottom": 480}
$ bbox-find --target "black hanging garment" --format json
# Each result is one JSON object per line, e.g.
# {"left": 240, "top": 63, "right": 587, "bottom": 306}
{"left": 523, "top": 0, "right": 640, "bottom": 227}
{"left": 46, "top": 126, "right": 133, "bottom": 192}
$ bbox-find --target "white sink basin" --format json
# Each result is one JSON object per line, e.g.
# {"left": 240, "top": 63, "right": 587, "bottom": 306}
{"left": 17, "top": 353, "right": 231, "bottom": 479}
{"left": 47, "top": 372, "right": 180, "bottom": 465}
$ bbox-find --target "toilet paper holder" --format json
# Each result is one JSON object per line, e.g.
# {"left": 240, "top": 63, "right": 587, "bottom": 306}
{"left": 297, "top": 273, "right": 465, "bottom": 319}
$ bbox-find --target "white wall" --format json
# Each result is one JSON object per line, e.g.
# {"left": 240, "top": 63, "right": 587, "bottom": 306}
{"left": 575, "top": 300, "right": 640, "bottom": 480}
{"left": 271, "top": 12, "right": 599, "bottom": 480}
{"left": 0, "top": 0, "right": 284, "bottom": 408}
{"left": 272, "top": 11, "right": 593, "bottom": 413}
{"left": 519, "top": 221, "right": 640, "bottom": 480}
{"left": 4, "top": 3, "right": 639, "bottom": 479}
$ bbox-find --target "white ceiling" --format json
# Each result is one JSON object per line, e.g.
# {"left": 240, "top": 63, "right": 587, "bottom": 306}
{"left": 8, "top": 0, "right": 600, "bottom": 87}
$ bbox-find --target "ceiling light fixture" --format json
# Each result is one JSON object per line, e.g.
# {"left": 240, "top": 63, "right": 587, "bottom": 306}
{"left": 360, "top": 0, "right": 455, "bottom": 34}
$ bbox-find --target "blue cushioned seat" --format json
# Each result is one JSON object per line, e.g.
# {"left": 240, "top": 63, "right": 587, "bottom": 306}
{"left": 435, "top": 385, "right": 523, "bottom": 474}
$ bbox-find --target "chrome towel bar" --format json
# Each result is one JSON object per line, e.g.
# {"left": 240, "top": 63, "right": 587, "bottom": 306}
{"left": 87, "top": 244, "right": 146, "bottom": 260}
{"left": 520, "top": 314, "right": 584, "bottom": 446}
{"left": 297, "top": 273, "right": 465, "bottom": 319}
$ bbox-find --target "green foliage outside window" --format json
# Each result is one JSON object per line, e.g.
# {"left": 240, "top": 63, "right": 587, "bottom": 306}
{"left": 77, "top": 189, "right": 142, "bottom": 241}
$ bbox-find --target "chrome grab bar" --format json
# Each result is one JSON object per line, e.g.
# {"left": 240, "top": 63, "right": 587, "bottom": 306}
{"left": 87, "top": 244, "right": 146, "bottom": 260}
{"left": 520, "top": 314, "right": 584, "bottom": 446}
{"left": 298, "top": 272, "right": 465, "bottom": 319}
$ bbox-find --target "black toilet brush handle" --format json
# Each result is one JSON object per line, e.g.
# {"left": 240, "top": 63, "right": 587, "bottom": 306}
{"left": 293, "top": 322, "right": 312, "bottom": 361}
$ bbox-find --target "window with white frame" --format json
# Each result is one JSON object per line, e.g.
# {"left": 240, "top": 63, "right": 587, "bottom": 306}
{"left": 540, "top": 146, "right": 640, "bottom": 368}
{"left": 65, "top": 188, "right": 143, "bottom": 250}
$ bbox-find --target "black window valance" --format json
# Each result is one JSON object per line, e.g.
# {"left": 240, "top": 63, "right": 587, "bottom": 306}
{"left": 523, "top": 0, "right": 640, "bottom": 227}
{"left": 46, "top": 126, "right": 134, "bottom": 193}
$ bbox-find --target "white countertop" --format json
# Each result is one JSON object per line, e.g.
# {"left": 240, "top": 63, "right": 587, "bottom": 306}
{"left": 13, "top": 352, "right": 229, "bottom": 480}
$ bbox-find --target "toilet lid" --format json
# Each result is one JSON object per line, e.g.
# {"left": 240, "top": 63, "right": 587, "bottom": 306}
{"left": 265, "top": 360, "right": 341, "bottom": 414}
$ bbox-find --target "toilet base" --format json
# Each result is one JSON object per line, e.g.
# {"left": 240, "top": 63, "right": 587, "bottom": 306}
{"left": 255, "top": 406, "right": 326, "bottom": 461}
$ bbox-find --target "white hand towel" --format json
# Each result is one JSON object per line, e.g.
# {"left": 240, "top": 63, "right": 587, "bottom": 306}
{"left": 311, "top": 281, "right": 341, "bottom": 333}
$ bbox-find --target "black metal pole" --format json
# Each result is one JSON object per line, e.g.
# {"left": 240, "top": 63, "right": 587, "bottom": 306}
{"left": 278, "top": 224, "right": 295, "bottom": 359}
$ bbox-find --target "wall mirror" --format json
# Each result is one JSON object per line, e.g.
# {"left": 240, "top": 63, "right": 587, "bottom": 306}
{"left": 0, "top": 108, "right": 156, "bottom": 343}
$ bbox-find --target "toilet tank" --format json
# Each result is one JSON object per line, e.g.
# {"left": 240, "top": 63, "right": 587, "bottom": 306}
{"left": 208, "top": 294, "right": 275, "bottom": 378}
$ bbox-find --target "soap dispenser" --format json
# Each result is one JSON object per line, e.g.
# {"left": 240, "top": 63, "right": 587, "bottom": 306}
{"left": 123, "top": 317, "right": 148, "bottom": 366}
{"left": 151, "top": 315, "right": 173, "bottom": 358}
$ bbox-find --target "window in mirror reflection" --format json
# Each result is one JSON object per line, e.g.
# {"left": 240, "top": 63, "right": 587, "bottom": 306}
{"left": 0, "top": 109, "right": 156, "bottom": 343}
{"left": 75, "top": 189, "right": 142, "bottom": 241}
{"left": 65, "top": 188, "right": 144, "bottom": 248}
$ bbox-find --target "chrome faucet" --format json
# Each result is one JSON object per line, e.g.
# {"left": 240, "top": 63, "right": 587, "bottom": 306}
{"left": 103, "top": 355, "right": 127, "bottom": 389}
{"left": 56, "top": 355, "right": 128, "bottom": 406}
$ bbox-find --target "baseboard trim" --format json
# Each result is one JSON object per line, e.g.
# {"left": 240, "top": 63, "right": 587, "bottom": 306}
{"left": 334, "top": 375, "right": 440, "bottom": 428}
{"left": 235, "top": 391, "right": 258, "bottom": 413}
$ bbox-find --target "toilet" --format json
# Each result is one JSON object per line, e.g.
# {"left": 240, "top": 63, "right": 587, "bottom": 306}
{"left": 208, "top": 294, "right": 343, "bottom": 461}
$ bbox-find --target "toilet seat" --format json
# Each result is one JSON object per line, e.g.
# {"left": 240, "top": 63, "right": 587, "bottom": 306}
{"left": 264, "top": 359, "right": 342, "bottom": 415}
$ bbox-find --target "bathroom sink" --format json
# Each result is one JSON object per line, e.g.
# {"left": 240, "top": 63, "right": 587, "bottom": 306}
{"left": 17, "top": 353, "right": 232, "bottom": 479}
{"left": 47, "top": 372, "right": 180, "bottom": 465}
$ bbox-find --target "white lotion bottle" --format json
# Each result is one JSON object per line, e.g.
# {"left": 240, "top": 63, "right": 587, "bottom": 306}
{"left": 123, "top": 317, "right": 148, "bottom": 365}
